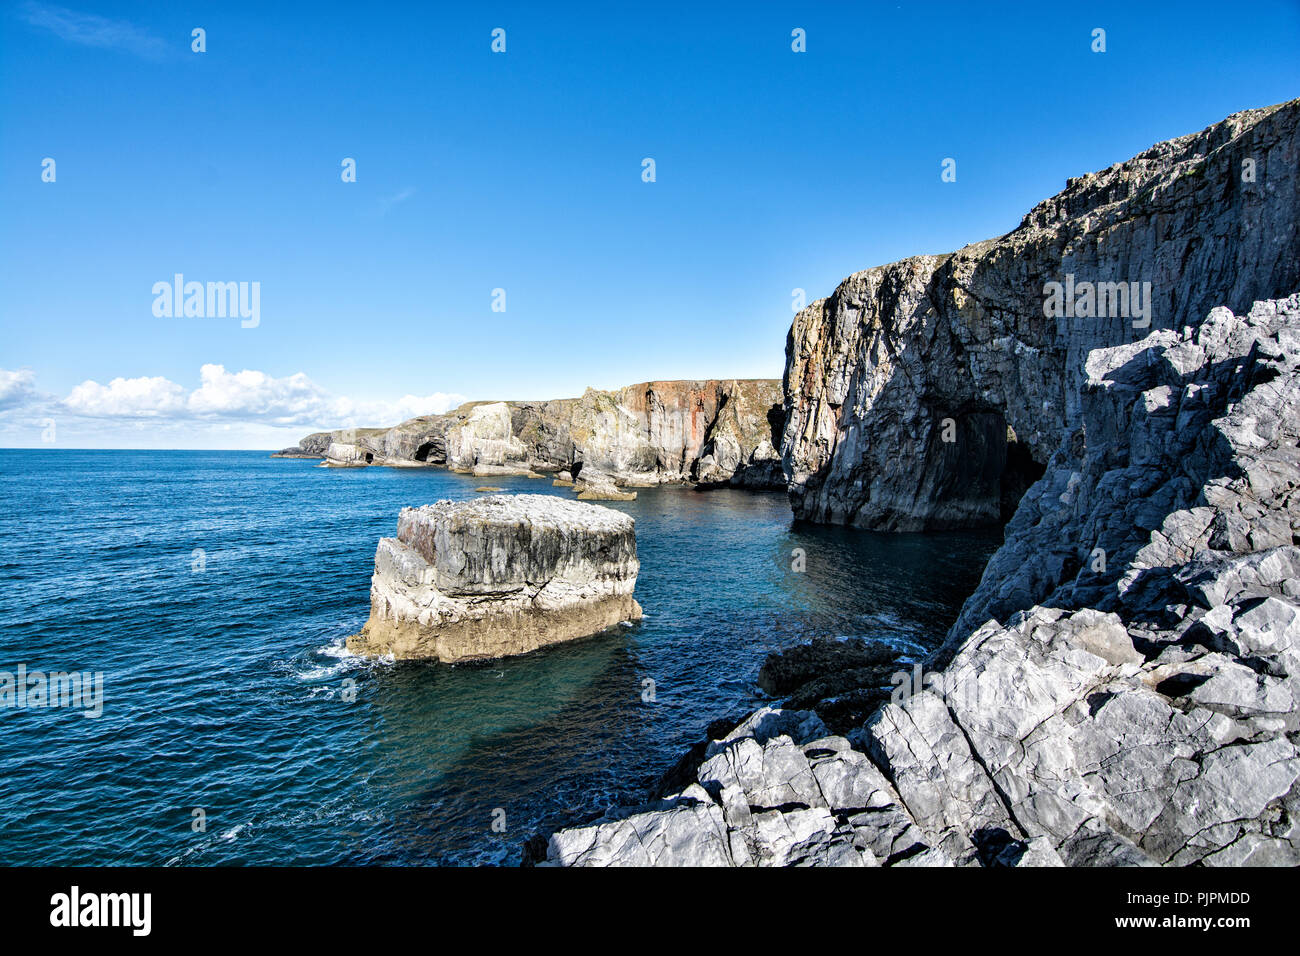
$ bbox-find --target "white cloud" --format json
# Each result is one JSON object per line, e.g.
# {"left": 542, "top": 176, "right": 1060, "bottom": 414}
{"left": 183, "top": 363, "right": 464, "bottom": 425}
{"left": 186, "top": 364, "right": 330, "bottom": 423}
{"left": 0, "top": 369, "right": 38, "bottom": 411}
{"left": 0, "top": 365, "right": 466, "bottom": 443}
{"left": 18, "top": 2, "right": 169, "bottom": 59}
{"left": 64, "top": 375, "right": 186, "bottom": 417}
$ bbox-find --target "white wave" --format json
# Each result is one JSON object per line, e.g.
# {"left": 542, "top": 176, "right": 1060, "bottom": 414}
{"left": 289, "top": 635, "right": 396, "bottom": 683}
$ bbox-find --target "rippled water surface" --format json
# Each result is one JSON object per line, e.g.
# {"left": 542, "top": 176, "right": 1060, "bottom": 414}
{"left": 0, "top": 450, "right": 1000, "bottom": 865}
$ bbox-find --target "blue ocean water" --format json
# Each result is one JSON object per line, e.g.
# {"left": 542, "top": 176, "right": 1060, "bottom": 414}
{"left": 0, "top": 450, "right": 999, "bottom": 865}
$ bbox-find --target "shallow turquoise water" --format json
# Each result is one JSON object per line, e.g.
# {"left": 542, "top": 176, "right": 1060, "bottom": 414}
{"left": 0, "top": 449, "right": 999, "bottom": 865}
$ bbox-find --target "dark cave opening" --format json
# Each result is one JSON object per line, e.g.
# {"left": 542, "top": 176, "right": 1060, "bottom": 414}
{"left": 1000, "top": 431, "right": 1046, "bottom": 523}
{"left": 413, "top": 441, "right": 436, "bottom": 463}
{"left": 767, "top": 403, "right": 786, "bottom": 448}
{"left": 924, "top": 411, "right": 1047, "bottom": 529}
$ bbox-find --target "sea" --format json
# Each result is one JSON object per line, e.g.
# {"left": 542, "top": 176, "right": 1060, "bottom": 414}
{"left": 0, "top": 449, "right": 1000, "bottom": 865}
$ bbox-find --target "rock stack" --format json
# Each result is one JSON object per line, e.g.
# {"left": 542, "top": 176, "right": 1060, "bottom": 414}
{"left": 348, "top": 494, "right": 642, "bottom": 662}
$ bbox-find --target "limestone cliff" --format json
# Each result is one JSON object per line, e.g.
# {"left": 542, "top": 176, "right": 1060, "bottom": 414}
{"left": 543, "top": 99, "right": 1300, "bottom": 868}
{"left": 782, "top": 98, "right": 1300, "bottom": 530}
{"left": 284, "top": 379, "right": 785, "bottom": 489}
{"left": 554, "top": 379, "right": 783, "bottom": 487}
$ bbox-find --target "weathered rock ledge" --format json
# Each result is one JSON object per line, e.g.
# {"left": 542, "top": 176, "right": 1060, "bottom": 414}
{"left": 542, "top": 295, "right": 1300, "bottom": 866}
{"left": 348, "top": 494, "right": 642, "bottom": 662}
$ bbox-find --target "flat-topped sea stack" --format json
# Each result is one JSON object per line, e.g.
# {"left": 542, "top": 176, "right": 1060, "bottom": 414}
{"left": 347, "top": 494, "right": 642, "bottom": 662}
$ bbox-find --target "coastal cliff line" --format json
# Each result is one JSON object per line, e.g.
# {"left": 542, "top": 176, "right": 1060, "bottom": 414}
{"left": 276, "top": 378, "right": 784, "bottom": 490}
{"left": 542, "top": 99, "right": 1300, "bottom": 866}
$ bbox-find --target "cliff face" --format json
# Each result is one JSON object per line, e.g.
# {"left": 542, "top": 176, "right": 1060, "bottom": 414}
{"left": 863, "top": 295, "right": 1300, "bottom": 867}
{"left": 545, "top": 294, "right": 1300, "bottom": 868}
{"left": 563, "top": 379, "right": 783, "bottom": 486}
{"left": 283, "top": 379, "right": 785, "bottom": 489}
{"left": 782, "top": 99, "right": 1300, "bottom": 530}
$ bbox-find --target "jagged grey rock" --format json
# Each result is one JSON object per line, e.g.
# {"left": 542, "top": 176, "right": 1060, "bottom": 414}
{"left": 546, "top": 295, "right": 1300, "bottom": 867}
{"left": 544, "top": 707, "right": 951, "bottom": 867}
{"left": 543, "top": 101, "right": 1300, "bottom": 867}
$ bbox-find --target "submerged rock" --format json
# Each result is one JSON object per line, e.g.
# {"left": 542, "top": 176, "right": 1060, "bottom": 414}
{"left": 757, "top": 637, "right": 906, "bottom": 734}
{"left": 347, "top": 494, "right": 642, "bottom": 662}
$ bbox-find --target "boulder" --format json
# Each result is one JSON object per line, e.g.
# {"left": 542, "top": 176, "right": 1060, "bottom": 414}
{"left": 574, "top": 471, "right": 637, "bottom": 501}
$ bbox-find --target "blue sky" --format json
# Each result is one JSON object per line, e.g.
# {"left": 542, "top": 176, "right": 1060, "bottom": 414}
{"left": 2, "top": 0, "right": 1298, "bottom": 448}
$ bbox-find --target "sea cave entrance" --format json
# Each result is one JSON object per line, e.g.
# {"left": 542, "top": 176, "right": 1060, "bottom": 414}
{"left": 926, "top": 410, "right": 1046, "bottom": 529}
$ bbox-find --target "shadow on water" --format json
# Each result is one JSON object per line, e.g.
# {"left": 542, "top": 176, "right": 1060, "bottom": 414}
{"left": 347, "top": 633, "right": 655, "bottom": 864}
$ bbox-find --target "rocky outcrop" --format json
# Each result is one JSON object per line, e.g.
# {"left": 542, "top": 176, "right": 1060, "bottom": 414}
{"left": 782, "top": 98, "right": 1300, "bottom": 530}
{"left": 323, "top": 441, "right": 374, "bottom": 467}
{"left": 544, "top": 294, "right": 1300, "bottom": 866}
{"left": 445, "top": 402, "right": 536, "bottom": 475}
{"left": 756, "top": 637, "right": 910, "bottom": 735}
{"left": 544, "top": 705, "right": 977, "bottom": 867}
{"left": 573, "top": 472, "right": 637, "bottom": 501}
{"left": 289, "top": 380, "right": 785, "bottom": 488}
{"left": 271, "top": 427, "right": 394, "bottom": 462}
{"left": 271, "top": 431, "right": 340, "bottom": 458}
{"left": 347, "top": 494, "right": 642, "bottom": 662}
{"left": 567, "top": 380, "right": 784, "bottom": 487}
